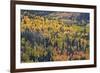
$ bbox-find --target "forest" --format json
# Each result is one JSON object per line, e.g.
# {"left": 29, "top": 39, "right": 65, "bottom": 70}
{"left": 21, "top": 10, "right": 90, "bottom": 62}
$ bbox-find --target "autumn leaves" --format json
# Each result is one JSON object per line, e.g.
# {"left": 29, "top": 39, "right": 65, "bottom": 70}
{"left": 21, "top": 13, "right": 89, "bottom": 62}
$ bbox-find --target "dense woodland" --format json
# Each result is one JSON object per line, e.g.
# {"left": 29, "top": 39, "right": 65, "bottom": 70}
{"left": 21, "top": 10, "right": 90, "bottom": 62}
